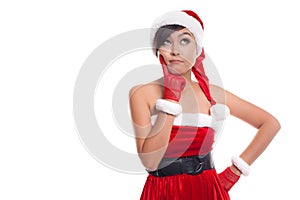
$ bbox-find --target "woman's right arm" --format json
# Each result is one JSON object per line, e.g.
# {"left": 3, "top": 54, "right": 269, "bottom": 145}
{"left": 129, "top": 85, "right": 175, "bottom": 171}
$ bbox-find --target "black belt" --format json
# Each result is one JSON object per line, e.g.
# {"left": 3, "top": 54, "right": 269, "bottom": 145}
{"left": 147, "top": 153, "right": 214, "bottom": 177}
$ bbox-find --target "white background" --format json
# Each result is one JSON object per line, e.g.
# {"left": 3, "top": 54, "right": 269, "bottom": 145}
{"left": 1, "top": 0, "right": 299, "bottom": 199}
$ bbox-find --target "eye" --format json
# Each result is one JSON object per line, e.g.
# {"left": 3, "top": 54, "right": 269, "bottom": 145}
{"left": 180, "top": 38, "right": 190, "bottom": 45}
{"left": 163, "top": 40, "right": 171, "bottom": 46}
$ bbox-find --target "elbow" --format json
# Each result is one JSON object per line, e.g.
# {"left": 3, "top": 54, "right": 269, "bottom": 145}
{"left": 138, "top": 153, "right": 160, "bottom": 171}
{"left": 141, "top": 160, "right": 160, "bottom": 172}
{"left": 257, "top": 115, "right": 281, "bottom": 135}
{"left": 267, "top": 115, "right": 281, "bottom": 134}
{"left": 273, "top": 117, "right": 281, "bottom": 133}
{"left": 145, "top": 163, "right": 159, "bottom": 172}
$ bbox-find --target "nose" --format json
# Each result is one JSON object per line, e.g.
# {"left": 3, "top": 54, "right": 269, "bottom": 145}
{"left": 170, "top": 43, "right": 180, "bottom": 56}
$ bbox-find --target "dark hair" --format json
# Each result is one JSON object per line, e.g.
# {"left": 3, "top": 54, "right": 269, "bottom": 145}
{"left": 153, "top": 24, "right": 185, "bottom": 56}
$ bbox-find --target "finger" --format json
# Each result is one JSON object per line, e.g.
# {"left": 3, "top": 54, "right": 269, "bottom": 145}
{"left": 180, "top": 78, "right": 186, "bottom": 90}
{"left": 158, "top": 54, "right": 169, "bottom": 76}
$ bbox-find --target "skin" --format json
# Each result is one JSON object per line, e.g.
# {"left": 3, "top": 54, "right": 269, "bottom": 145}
{"left": 129, "top": 28, "right": 281, "bottom": 175}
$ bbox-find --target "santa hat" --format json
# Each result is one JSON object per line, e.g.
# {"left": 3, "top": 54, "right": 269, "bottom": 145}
{"left": 150, "top": 10, "right": 204, "bottom": 56}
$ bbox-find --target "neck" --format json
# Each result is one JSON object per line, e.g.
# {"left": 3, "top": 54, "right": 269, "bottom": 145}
{"left": 182, "top": 69, "right": 193, "bottom": 85}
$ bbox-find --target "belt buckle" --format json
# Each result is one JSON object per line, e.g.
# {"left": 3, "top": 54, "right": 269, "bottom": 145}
{"left": 185, "top": 157, "right": 204, "bottom": 175}
{"left": 191, "top": 161, "right": 204, "bottom": 175}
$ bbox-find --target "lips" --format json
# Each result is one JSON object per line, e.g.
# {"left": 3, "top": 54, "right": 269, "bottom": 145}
{"left": 169, "top": 60, "right": 183, "bottom": 64}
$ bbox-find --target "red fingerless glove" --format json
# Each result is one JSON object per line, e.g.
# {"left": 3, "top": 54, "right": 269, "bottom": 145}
{"left": 159, "top": 55, "right": 186, "bottom": 102}
{"left": 191, "top": 48, "right": 215, "bottom": 104}
{"left": 218, "top": 167, "right": 240, "bottom": 192}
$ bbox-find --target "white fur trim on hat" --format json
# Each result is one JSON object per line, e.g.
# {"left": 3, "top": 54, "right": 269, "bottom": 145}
{"left": 150, "top": 10, "right": 204, "bottom": 56}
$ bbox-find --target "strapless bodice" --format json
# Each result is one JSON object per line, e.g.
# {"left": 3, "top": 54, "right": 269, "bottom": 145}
{"left": 151, "top": 104, "right": 230, "bottom": 158}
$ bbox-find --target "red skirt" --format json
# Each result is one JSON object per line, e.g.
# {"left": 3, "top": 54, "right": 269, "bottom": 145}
{"left": 140, "top": 169, "right": 230, "bottom": 200}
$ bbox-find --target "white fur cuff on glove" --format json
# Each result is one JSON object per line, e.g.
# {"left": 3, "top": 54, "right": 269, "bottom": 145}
{"left": 231, "top": 155, "right": 251, "bottom": 176}
{"left": 156, "top": 99, "right": 182, "bottom": 116}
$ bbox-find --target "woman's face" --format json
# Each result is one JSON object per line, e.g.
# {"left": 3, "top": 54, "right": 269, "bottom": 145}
{"left": 158, "top": 28, "right": 197, "bottom": 75}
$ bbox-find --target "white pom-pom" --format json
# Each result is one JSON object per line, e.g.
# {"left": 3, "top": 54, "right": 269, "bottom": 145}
{"left": 210, "top": 103, "right": 230, "bottom": 121}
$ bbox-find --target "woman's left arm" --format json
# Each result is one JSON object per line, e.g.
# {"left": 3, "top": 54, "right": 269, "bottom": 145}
{"left": 225, "top": 89, "right": 281, "bottom": 169}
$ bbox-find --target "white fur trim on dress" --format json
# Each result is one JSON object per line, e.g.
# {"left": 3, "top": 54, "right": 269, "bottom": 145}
{"left": 150, "top": 10, "right": 204, "bottom": 56}
{"left": 156, "top": 99, "right": 182, "bottom": 116}
{"left": 231, "top": 155, "right": 251, "bottom": 176}
{"left": 151, "top": 112, "right": 212, "bottom": 127}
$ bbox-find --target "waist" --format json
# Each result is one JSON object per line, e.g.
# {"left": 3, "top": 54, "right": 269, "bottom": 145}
{"left": 164, "top": 126, "right": 215, "bottom": 157}
{"left": 147, "top": 153, "right": 214, "bottom": 177}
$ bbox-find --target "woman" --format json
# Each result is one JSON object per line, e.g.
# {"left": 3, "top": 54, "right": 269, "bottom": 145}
{"left": 129, "top": 10, "right": 280, "bottom": 199}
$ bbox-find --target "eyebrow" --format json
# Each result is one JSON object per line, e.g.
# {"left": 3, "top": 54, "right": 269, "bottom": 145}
{"left": 178, "top": 32, "right": 193, "bottom": 37}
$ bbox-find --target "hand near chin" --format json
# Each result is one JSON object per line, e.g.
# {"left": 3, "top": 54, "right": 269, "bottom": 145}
{"left": 159, "top": 55, "right": 186, "bottom": 102}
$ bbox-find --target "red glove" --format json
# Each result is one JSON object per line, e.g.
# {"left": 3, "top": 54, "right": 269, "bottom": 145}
{"left": 191, "top": 48, "right": 215, "bottom": 104}
{"left": 159, "top": 55, "right": 186, "bottom": 102}
{"left": 218, "top": 167, "right": 240, "bottom": 192}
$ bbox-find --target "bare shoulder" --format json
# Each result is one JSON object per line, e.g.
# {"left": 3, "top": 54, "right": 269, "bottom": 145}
{"left": 129, "top": 78, "right": 163, "bottom": 121}
{"left": 129, "top": 78, "right": 163, "bottom": 100}
{"left": 209, "top": 84, "right": 227, "bottom": 104}
{"left": 129, "top": 78, "right": 163, "bottom": 113}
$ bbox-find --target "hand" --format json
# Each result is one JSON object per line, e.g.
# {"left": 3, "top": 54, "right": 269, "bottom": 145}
{"left": 218, "top": 166, "right": 240, "bottom": 192}
{"left": 191, "top": 48, "right": 215, "bottom": 104}
{"left": 159, "top": 54, "right": 186, "bottom": 102}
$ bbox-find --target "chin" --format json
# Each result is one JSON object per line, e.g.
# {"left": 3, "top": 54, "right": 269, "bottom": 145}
{"left": 170, "top": 70, "right": 188, "bottom": 75}
{"left": 168, "top": 67, "right": 189, "bottom": 75}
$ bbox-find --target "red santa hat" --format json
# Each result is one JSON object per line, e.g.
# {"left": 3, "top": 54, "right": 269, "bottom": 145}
{"left": 150, "top": 10, "right": 204, "bottom": 56}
